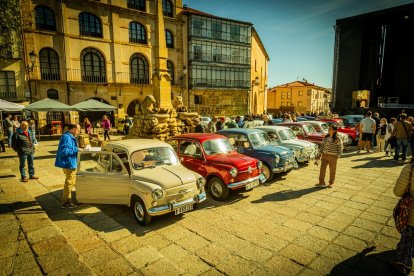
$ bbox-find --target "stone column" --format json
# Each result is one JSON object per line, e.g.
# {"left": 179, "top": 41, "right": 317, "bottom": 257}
{"left": 152, "top": 0, "right": 172, "bottom": 108}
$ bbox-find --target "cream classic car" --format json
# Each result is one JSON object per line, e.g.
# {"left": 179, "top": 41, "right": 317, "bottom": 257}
{"left": 76, "top": 139, "right": 206, "bottom": 225}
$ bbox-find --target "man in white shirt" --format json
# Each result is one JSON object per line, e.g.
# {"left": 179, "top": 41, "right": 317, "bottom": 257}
{"left": 358, "top": 111, "right": 376, "bottom": 153}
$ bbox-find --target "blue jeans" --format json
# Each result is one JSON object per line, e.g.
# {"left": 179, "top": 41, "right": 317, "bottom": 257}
{"left": 395, "top": 139, "right": 409, "bottom": 160}
{"left": 18, "top": 153, "right": 35, "bottom": 179}
{"left": 7, "top": 130, "right": 13, "bottom": 147}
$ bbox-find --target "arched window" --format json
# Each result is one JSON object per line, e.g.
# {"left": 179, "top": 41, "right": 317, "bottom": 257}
{"left": 128, "top": 0, "right": 145, "bottom": 11}
{"left": 79, "top": 12, "right": 102, "bottom": 38}
{"left": 129, "top": 22, "right": 147, "bottom": 44}
{"left": 162, "top": 0, "right": 173, "bottom": 17}
{"left": 39, "top": 48, "right": 60, "bottom": 80}
{"left": 167, "top": 60, "right": 174, "bottom": 85}
{"left": 81, "top": 48, "right": 106, "bottom": 83}
{"left": 47, "top": 89, "right": 59, "bottom": 99}
{"left": 35, "top": 6, "right": 56, "bottom": 31}
{"left": 130, "top": 54, "right": 149, "bottom": 84}
{"left": 165, "top": 30, "right": 174, "bottom": 48}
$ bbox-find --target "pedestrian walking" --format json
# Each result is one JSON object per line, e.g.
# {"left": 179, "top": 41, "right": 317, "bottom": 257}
{"left": 0, "top": 124, "right": 6, "bottom": 152}
{"left": 385, "top": 118, "right": 397, "bottom": 157}
{"left": 392, "top": 160, "right": 414, "bottom": 275}
{"left": 102, "top": 115, "right": 111, "bottom": 141}
{"left": 377, "top": 118, "right": 387, "bottom": 152}
{"left": 55, "top": 123, "right": 81, "bottom": 208}
{"left": 83, "top": 118, "right": 93, "bottom": 135}
{"left": 372, "top": 112, "right": 381, "bottom": 148}
{"left": 393, "top": 114, "right": 412, "bottom": 162}
{"left": 4, "top": 114, "right": 14, "bottom": 147}
{"left": 358, "top": 111, "right": 376, "bottom": 153}
{"left": 11, "top": 121, "right": 38, "bottom": 182}
{"left": 315, "top": 125, "right": 343, "bottom": 188}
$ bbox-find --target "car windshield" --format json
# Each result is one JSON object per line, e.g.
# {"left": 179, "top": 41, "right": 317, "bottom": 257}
{"left": 131, "top": 147, "right": 178, "bottom": 170}
{"left": 321, "top": 123, "right": 329, "bottom": 133}
{"left": 203, "top": 139, "right": 233, "bottom": 155}
{"left": 303, "top": 125, "right": 316, "bottom": 134}
{"left": 278, "top": 129, "right": 296, "bottom": 140}
{"left": 266, "top": 131, "right": 281, "bottom": 145}
{"left": 248, "top": 132, "right": 271, "bottom": 147}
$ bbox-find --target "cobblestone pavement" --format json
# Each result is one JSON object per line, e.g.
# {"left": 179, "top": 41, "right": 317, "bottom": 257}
{"left": 0, "top": 138, "right": 411, "bottom": 275}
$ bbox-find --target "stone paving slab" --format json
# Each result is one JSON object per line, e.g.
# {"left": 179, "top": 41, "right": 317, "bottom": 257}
{"left": 2, "top": 140, "right": 414, "bottom": 275}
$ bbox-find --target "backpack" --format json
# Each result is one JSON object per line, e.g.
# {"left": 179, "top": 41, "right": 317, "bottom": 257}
{"left": 393, "top": 164, "right": 414, "bottom": 233}
{"left": 11, "top": 132, "right": 19, "bottom": 152}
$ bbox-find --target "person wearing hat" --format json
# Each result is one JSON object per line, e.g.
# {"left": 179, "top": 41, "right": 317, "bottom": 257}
{"left": 216, "top": 117, "right": 225, "bottom": 131}
{"left": 193, "top": 118, "right": 205, "bottom": 133}
{"left": 315, "top": 125, "right": 343, "bottom": 188}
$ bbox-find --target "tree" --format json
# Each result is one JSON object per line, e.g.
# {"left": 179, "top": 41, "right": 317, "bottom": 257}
{"left": 0, "top": 0, "right": 22, "bottom": 62}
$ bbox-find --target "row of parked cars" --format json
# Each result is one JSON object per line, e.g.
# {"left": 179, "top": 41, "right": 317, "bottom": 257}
{"left": 74, "top": 116, "right": 363, "bottom": 226}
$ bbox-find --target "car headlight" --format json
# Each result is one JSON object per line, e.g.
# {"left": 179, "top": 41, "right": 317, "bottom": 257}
{"left": 151, "top": 189, "right": 164, "bottom": 200}
{"left": 229, "top": 168, "right": 238, "bottom": 178}
{"left": 196, "top": 177, "right": 206, "bottom": 189}
{"left": 257, "top": 161, "right": 263, "bottom": 169}
{"left": 275, "top": 155, "right": 280, "bottom": 164}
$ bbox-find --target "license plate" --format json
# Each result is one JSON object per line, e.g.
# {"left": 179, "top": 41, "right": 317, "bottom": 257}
{"left": 259, "top": 174, "right": 266, "bottom": 183}
{"left": 174, "top": 204, "right": 193, "bottom": 215}
{"left": 246, "top": 180, "right": 260, "bottom": 190}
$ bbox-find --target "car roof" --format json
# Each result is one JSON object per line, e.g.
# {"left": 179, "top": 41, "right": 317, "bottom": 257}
{"left": 219, "top": 128, "right": 265, "bottom": 135}
{"left": 172, "top": 133, "right": 226, "bottom": 142}
{"left": 105, "top": 139, "right": 170, "bottom": 151}
{"left": 278, "top": 122, "right": 307, "bottom": 126}
{"left": 256, "top": 125, "right": 290, "bottom": 131}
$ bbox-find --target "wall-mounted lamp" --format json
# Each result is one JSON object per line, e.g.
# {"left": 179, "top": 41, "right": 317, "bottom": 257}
{"left": 252, "top": 76, "right": 260, "bottom": 86}
{"left": 27, "top": 50, "right": 37, "bottom": 72}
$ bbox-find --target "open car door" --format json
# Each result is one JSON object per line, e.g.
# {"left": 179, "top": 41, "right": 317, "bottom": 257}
{"left": 76, "top": 151, "right": 130, "bottom": 205}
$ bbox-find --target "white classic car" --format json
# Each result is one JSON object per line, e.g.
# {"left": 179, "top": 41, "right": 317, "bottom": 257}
{"left": 256, "top": 126, "right": 319, "bottom": 163}
{"left": 76, "top": 139, "right": 206, "bottom": 225}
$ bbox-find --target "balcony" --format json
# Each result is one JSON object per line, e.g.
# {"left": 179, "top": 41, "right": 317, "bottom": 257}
{"left": 30, "top": 67, "right": 150, "bottom": 85}
{"left": 0, "top": 91, "right": 18, "bottom": 100}
{"left": 189, "top": 52, "right": 250, "bottom": 65}
{"left": 190, "top": 78, "right": 249, "bottom": 89}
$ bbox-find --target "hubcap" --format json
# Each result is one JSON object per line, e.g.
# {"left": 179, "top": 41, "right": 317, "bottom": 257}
{"left": 210, "top": 181, "right": 223, "bottom": 198}
{"left": 134, "top": 202, "right": 144, "bottom": 222}
{"left": 262, "top": 166, "right": 270, "bottom": 182}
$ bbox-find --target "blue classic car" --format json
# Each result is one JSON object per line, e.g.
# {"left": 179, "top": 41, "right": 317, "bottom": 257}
{"left": 218, "top": 129, "right": 297, "bottom": 183}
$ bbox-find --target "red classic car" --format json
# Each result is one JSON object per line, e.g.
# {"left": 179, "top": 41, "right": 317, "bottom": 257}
{"left": 170, "top": 133, "right": 263, "bottom": 201}
{"left": 277, "top": 122, "right": 324, "bottom": 145}
{"left": 317, "top": 118, "right": 358, "bottom": 143}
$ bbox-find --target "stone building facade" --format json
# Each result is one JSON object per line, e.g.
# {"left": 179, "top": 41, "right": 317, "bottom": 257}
{"left": 267, "top": 81, "right": 331, "bottom": 114}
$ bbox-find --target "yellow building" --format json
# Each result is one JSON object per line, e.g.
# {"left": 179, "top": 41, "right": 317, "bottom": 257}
{"left": 20, "top": 0, "right": 185, "bottom": 128}
{"left": 267, "top": 81, "right": 331, "bottom": 114}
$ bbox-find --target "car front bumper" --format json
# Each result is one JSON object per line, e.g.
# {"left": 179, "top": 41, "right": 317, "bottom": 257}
{"left": 227, "top": 175, "right": 261, "bottom": 189}
{"left": 273, "top": 162, "right": 294, "bottom": 173}
{"left": 148, "top": 192, "right": 206, "bottom": 216}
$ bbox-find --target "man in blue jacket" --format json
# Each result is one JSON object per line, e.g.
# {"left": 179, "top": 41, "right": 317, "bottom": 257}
{"left": 55, "top": 123, "right": 81, "bottom": 208}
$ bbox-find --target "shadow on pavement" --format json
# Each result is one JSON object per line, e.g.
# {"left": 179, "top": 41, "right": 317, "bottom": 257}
{"left": 0, "top": 200, "right": 44, "bottom": 214}
{"left": 251, "top": 186, "right": 324, "bottom": 203}
{"left": 34, "top": 155, "right": 57, "bottom": 160}
{"left": 351, "top": 158, "right": 407, "bottom": 169}
{"left": 329, "top": 247, "right": 400, "bottom": 276}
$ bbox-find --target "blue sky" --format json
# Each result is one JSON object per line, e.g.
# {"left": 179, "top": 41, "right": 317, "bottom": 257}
{"left": 183, "top": 0, "right": 414, "bottom": 88}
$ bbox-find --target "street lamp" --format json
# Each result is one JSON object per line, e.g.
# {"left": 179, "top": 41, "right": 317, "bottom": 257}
{"left": 26, "top": 50, "right": 37, "bottom": 102}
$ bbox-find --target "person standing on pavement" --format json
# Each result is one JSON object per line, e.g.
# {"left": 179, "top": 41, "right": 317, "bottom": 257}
{"left": 193, "top": 118, "right": 205, "bottom": 133}
{"left": 102, "top": 115, "right": 111, "bottom": 141}
{"left": 123, "top": 115, "right": 133, "bottom": 135}
{"left": 358, "top": 111, "right": 376, "bottom": 153}
{"left": 315, "top": 125, "right": 343, "bottom": 188}
{"left": 55, "top": 123, "right": 81, "bottom": 208}
{"left": 11, "top": 121, "right": 38, "bottom": 182}
{"left": 4, "top": 114, "right": 14, "bottom": 147}
{"left": 207, "top": 116, "right": 218, "bottom": 133}
{"left": 385, "top": 118, "right": 397, "bottom": 157}
{"left": 216, "top": 117, "right": 225, "bottom": 131}
{"left": 372, "top": 112, "right": 381, "bottom": 148}
{"left": 377, "top": 118, "right": 387, "bottom": 152}
{"left": 393, "top": 159, "right": 414, "bottom": 275}
{"left": 12, "top": 115, "right": 20, "bottom": 132}
{"left": 407, "top": 116, "right": 414, "bottom": 161}
{"left": 393, "top": 114, "right": 412, "bottom": 162}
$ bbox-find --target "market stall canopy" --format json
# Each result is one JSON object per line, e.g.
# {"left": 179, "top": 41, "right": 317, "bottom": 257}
{"left": 0, "top": 99, "right": 25, "bottom": 112}
{"left": 24, "top": 98, "right": 74, "bottom": 112}
{"left": 71, "top": 99, "right": 117, "bottom": 111}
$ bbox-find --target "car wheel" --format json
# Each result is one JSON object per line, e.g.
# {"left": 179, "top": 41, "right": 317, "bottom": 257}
{"left": 261, "top": 163, "right": 274, "bottom": 183}
{"left": 208, "top": 177, "right": 229, "bottom": 201}
{"left": 132, "top": 197, "right": 151, "bottom": 226}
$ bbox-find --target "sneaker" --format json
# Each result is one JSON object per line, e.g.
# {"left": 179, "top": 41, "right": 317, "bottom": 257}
{"left": 29, "top": 176, "right": 39, "bottom": 180}
{"left": 315, "top": 183, "right": 326, "bottom": 187}
{"left": 21, "top": 177, "right": 28, "bottom": 183}
{"left": 61, "top": 202, "right": 77, "bottom": 208}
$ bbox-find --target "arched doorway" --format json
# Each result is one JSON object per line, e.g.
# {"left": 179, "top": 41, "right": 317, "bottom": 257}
{"left": 78, "top": 97, "right": 115, "bottom": 128}
{"left": 127, "top": 99, "right": 140, "bottom": 117}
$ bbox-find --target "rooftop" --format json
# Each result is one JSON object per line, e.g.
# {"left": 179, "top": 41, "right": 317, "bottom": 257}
{"left": 182, "top": 6, "right": 253, "bottom": 26}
